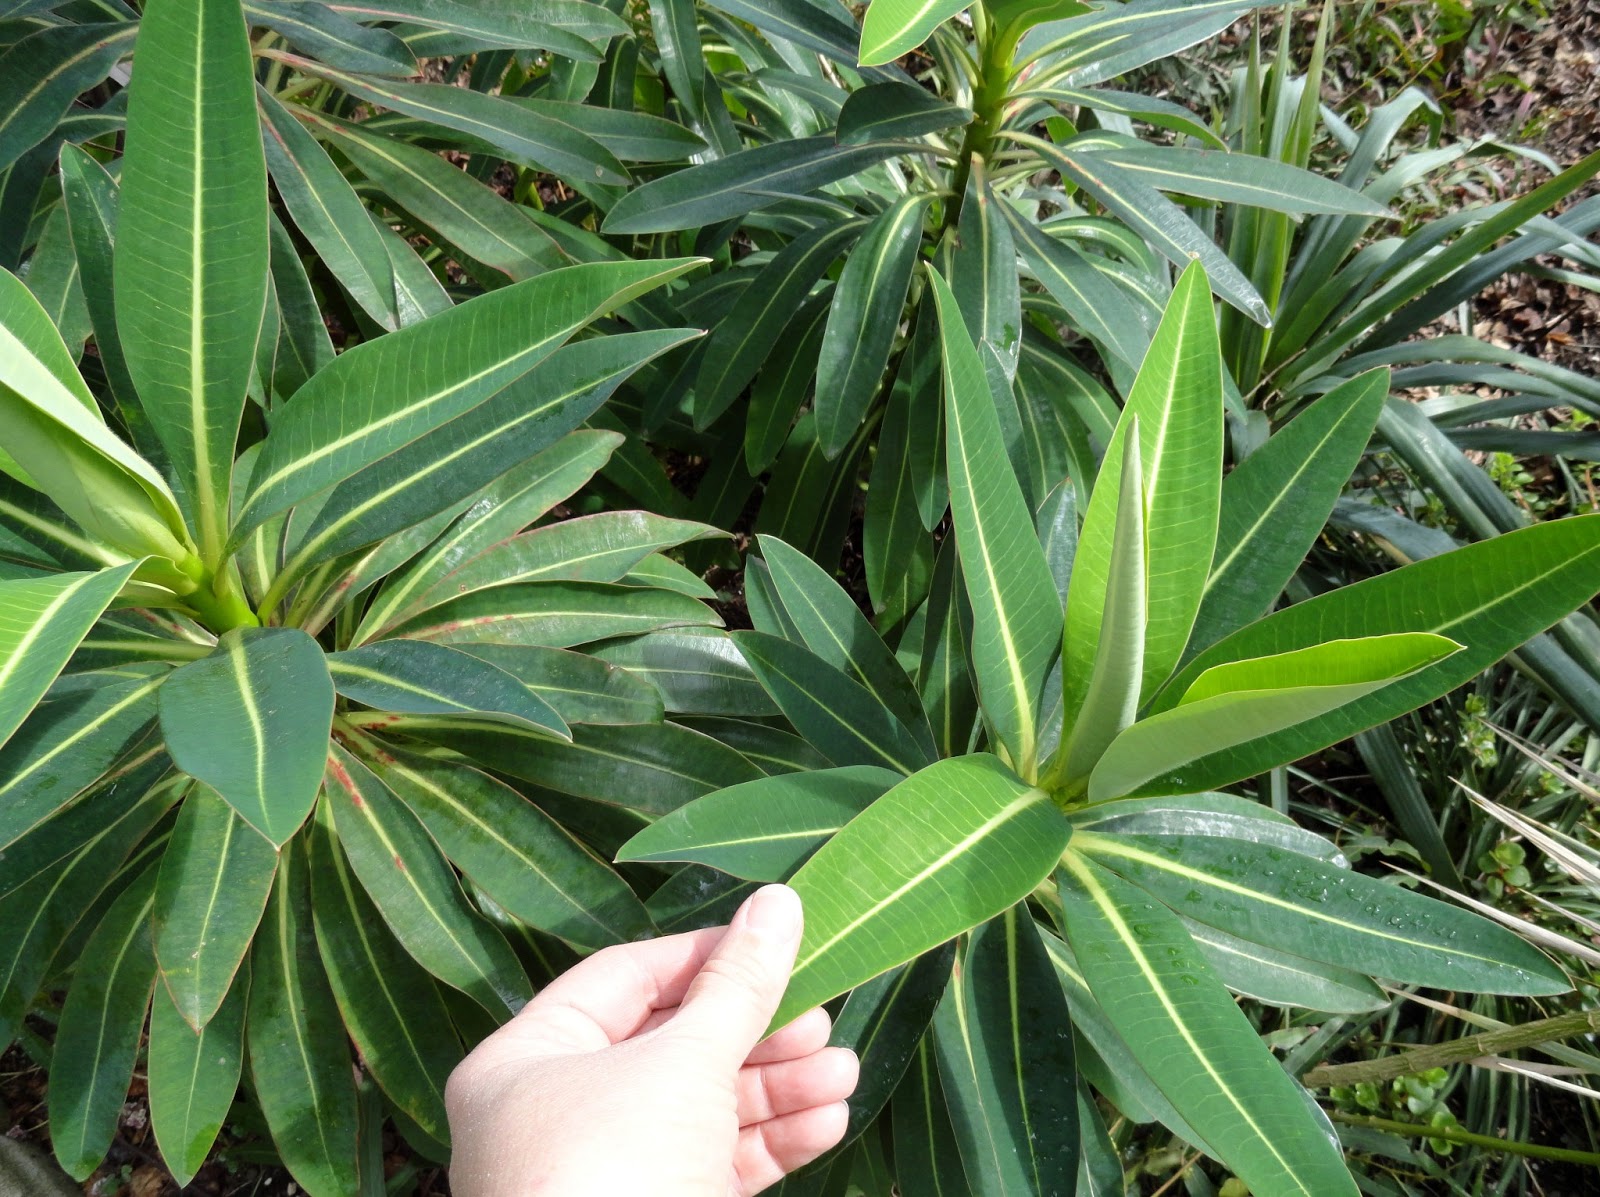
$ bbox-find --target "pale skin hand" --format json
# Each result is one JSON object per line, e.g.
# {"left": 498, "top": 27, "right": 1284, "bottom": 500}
{"left": 444, "top": 884, "right": 859, "bottom": 1196}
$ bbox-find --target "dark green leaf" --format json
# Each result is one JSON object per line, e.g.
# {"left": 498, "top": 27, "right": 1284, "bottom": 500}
{"left": 836, "top": 81, "right": 971, "bottom": 145}
{"left": 327, "top": 639, "right": 569, "bottom": 736}
{"left": 389, "top": 580, "right": 720, "bottom": 648}
{"left": 148, "top": 967, "right": 247, "bottom": 1187}
{"left": 158, "top": 628, "right": 334, "bottom": 845}
{"left": 617, "top": 765, "right": 901, "bottom": 880}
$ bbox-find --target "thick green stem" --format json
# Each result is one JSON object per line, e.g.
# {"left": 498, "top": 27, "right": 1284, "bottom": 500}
{"left": 945, "top": 18, "right": 1022, "bottom": 233}
{"left": 184, "top": 564, "right": 259, "bottom": 633}
{"left": 1303, "top": 1008, "right": 1600, "bottom": 1090}
{"left": 1327, "top": 1112, "right": 1600, "bottom": 1167}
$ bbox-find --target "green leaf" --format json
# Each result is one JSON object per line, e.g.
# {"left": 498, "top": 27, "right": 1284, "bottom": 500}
{"left": 1156, "top": 515, "right": 1600, "bottom": 790}
{"left": 1060, "top": 429, "right": 1146, "bottom": 788}
{"left": 421, "top": 510, "right": 721, "bottom": 606}
{"left": 232, "top": 258, "right": 700, "bottom": 546}
{"left": 827, "top": 942, "right": 956, "bottom": 1158}
{"left": 258, "top": 89, "right": 403, "bottom": 331}
{"left": 159, "top": 628, "right": 334, "bottom": 845}
{"left": 0, "top": 562, "right": 139, "bottom": 750}
{"left": 24, "top": 197, "right": 93, "bottom": 360}
{"left": 57, "top": 144, "right": 144, "bottom": 432}
{"left": 918, "top": 538, "right": 979, "bottom": 757}
{"left": 354, "top": 429, "right": 619, "bottom": 642}
{"left": 0, "top": 749, "right": 168, "bottom": 903}
{"left": 858, "top": 0, "right": 970, "bottom": 67}
{"left": 147, "top": 965, "right": 247, "bottom": 1187}
{"left": 1085, "top": 145, "right": 1388, "bottom": 216}
{"left": 49, "top": 858, "right": 158, "bottom": 1180}
{"left": 242, "top": 0, "right": 418, "bottom": 75}
{"left": 0, "top": 22, "right": 135, "bottom": 174}
{"left": 928, "top": 268, "right": 1059, "bottom": 774}
{"left": 815, "top": 195, "right": 931, "bottom": 458}
{"left": 1179, "top": 917, "right": 1388, "bottom": 1014}
{"left": 932, "top": 908, "right": 1078, "bottom": 1196}
{"left": 327, "top": 639, "right": 569, "bottom": 735}
{"left": 759, "top": 535, "right": 936, "bottom": 757}
{"left": 307, "top": 807, "right": 460, "bottom": 1144}
{"left": 864, "top": 359, "right": 937, "bottom": 625}
{"left": 617, "top": 765, "right": 902, "bottom": 880}
{"left": 746, "top": 293, "right": 831, "bottom": 474}
{"left": 892, "top": 1039, "right": 969, "bottom": 1197}
{"left": 602, "top": 137, "right": 913, "bottom": 234}
{"left": 1067, "top": 791, "right": 1343, "bottom": 863}
{"left": 323, "top": 746, "right": 532, "bottom": 1016}
{"left": 389, "top": 580, "right": 720, "bottom": 648}
{"left": 420, "top": 719, "right": 764, "bottom": 815}
{"left": 283, "top": 57, "right": 629, "bottom": 184}
{"left": 770, "top": 753, "right": 1070, "bottom": 1030}
{"left": 1092, "top": 633, "right": 1462, "bottom": 801}
{"left": 0, "top": 270, "right": 193, "bottom": 563}
{"left": 153, "top": 782, "right": 278, "bottom": 1028}
{"left": 1004, "top": 205, "right": 1148, "bottom": 370}
{"left": 116, "top": 0, "right": 269, "bottom": 559}
{"left": 0, "top": 672, "right": 161, "bottom": 850}
{"left": 696, "top": 222, "right": 862, "bottom": 431}
{"left": 1055, "top": 850, "right": 1356, "bottom": 1197}
{"left": 462, "top": 642, "right": 663, "bottom": 726}
{"left": 835, "top": 81, "right": 972, "bottom": 145}
{"left": 320, "top": 0, "right": 627, "bottom": 57}
{"left": 373, "top": 746, "right": 652, "bottom": 949}
{"left": 304, "top": 109, "right": 564, "bottom": 284}
{"left": 1076, "top": 832, "right": 1566, "bottom": 995}
{"left": 733, "top": 630, "right": 933, "bottom": 774}
{"left": 1064, "top": 261, "right": 1222, "bottom": 718}
{"left": 590, "top": 629, "right": 777, "bottom": 717}
{"left": 1188, "top": 369, "right": 1386, "bottom": 657}
{"left": 248, "top": 843, "right": 361, "bottom": 1197}
{"left": 1017, "top": 135, "right": 1270, "bottom": 325}
{"left": 951, "top": 158, "right": 1022, "bottom": 376}
{"left": 507, "top": 96, "right": 707, "bottom": 162}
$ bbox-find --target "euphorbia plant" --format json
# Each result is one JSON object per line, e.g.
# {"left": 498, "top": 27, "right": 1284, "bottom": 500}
{"left": 1, "top": 2, "right": 731, "bottom": 1192}
{"left": 620, "top": 264, "right": 1600, "bottom": 1195}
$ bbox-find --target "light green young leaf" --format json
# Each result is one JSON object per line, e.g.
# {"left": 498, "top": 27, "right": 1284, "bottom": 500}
{"left": 1063, "top": 261, "right": 1221, "bottom": 722}
{"left": 1090, "top": 634, "right": 1460, "bottom": 801}
{"left": 117, "top": 0, "right": 269, "bottom": 560}
{"left": 0, "top": 269, "right": 194, "bottom": 564}
{"left": 858, "top": 0, "right": 970, "bottom": 67}
{"left": 770, "top": 753, "right": 1070, "bottom": 1030}
{"left": 1154, "top": 514, "right": 1600, "bottom": 792}
{"left": 1060, "top": 427, "right": 1145, "bottom": 788}
{"left": 0, "top": 562, "right": 139, "bottom": 751}
{"left": 928, "top": 269, "right": 1060, "bottom": 775}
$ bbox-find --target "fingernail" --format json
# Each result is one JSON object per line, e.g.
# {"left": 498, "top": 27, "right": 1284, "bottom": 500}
{"left": 742, "top": 883, "right": 802, "bottom": 939}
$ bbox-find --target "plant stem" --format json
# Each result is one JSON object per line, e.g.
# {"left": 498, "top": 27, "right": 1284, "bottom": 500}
{"left": 1327, "top": 1111, "right": 1600, "bottom": 1167}
{"left": 1303, "top": 1008, "right": 1600, "bottom": 1089}
{"left": 944, "top": 15, "right": 1021, "bottom": 233}
{"left": 183, "top": 564, "right": 260, "bottom": 632}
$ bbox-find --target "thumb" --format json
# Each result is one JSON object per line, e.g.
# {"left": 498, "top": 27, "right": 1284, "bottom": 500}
{"left": 670, "top": 884, "right": 805, "bottom": 1068}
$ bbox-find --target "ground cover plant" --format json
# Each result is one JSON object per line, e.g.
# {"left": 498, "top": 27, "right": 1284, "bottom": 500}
{"left": 3, "top": 0, "right": 1600, "bottom": 1194}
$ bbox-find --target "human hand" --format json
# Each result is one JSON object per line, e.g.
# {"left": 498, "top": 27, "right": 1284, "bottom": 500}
{"left": 444, "top": 884, "right": 859, "bottom": 1196}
